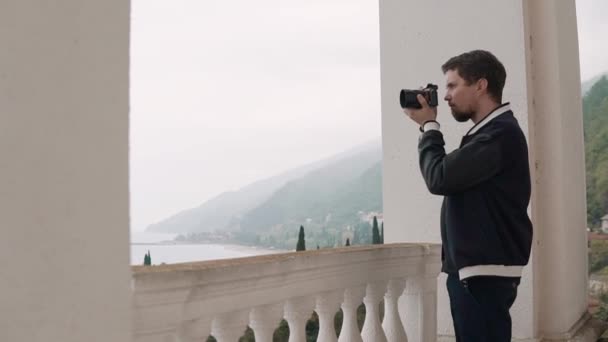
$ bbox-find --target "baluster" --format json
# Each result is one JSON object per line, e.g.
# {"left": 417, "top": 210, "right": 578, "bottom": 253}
{"left": 210, "top": 310, "right": 249, "bottom": 342}
{"left": 134, "top": 332, "right": 181, "bottom": 342}
{"left": 315, "top": 290, "right": 343, "bottom": 342}
{"left": 250, "top": 304, "right": 284, "bottom": 342}
{"left": 382, "top": 278, "right": 407, "bottom": 342}
{"left": 361, "top": 281, "right": 388, "bottom": 342}
{"left": 177, "top": 316, "right": 212, "bottom": 342}
{"left": 402, "top": 276, "right": 437, "bottom": 342}
{"left": 338, "top": 286, "right": 365, "bottom": 342}
{"left": 284, "top": 297, "right": 314, "bottom": 342}
{"left": 164, "top": 333, "right": 184, "bottom": 342}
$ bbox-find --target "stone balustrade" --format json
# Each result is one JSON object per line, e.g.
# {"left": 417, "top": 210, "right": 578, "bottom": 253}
{"left": 132, "top": 243, "right": 441, "bottom": 342}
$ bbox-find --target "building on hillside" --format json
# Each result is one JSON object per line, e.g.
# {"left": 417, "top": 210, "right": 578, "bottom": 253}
{"left": 357, "top": 211, "right": 383, "bottom": 225}
{"left": 341, "top": 228, "right": 354, "bottom": 246}
{"left": 602, "top": 215, "right": 608, "bottom": 233}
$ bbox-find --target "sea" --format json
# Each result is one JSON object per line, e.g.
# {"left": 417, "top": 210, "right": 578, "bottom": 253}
{"left": 130, "top": 232, "right": 283, "bottom": 265}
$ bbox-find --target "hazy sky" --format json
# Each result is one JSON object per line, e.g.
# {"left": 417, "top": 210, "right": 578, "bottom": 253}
{"left": 130, "top": 0, "right": 607, "bottom": 232}
{"left": 576, "top": 0, "right": 608, "bottom": 81}
{"left": 130, "top": 0, "right": 382, "bottom": 231}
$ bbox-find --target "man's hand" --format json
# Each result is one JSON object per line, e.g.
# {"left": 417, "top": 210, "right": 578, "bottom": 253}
{"left": 403, "top": 94, "right": 437, "bottom": 127}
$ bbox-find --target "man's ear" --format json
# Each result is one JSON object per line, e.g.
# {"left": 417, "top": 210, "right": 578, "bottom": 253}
{"left": 477, "top": 78, "right": 488, "bottom": 93}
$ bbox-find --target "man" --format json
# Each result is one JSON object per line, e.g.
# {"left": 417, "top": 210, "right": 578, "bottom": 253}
{"left": 403, "top": 50, "right": 533, "bottom": 341}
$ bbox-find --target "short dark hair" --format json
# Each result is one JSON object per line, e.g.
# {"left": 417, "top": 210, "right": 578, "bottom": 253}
{"left": 441, "top": 50, "right": 506, "bottom": 103}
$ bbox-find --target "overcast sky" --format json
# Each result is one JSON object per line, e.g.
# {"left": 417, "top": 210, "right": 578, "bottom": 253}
{"left": 130, "top": 0, "right": 381, "bottom": 231}
{"left": 130, "top": 0, "right": 608, "bottom": 232}
{"left": 576, "top": 0, "right": 608, "bottom": 81}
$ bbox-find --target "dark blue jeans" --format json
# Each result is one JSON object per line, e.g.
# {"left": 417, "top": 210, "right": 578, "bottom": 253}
{"left": 446, "top": 273, "right": 520, "bottom": 342}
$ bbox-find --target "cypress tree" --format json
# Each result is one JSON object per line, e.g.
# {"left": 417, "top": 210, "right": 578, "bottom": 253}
{"left": 381, "top": 222, "right": 385, "bottom": 244}
{"left": 143, "top": 251, "right": 151, "bottom": 266}
{"left": 372, "top": 216, "right": 381, "bottom": 244}
{"left": 296, "top": 226, "right": 306, "bottom": 251}
{"left": 345, "top": 238, "right": 351, "bottom": 246}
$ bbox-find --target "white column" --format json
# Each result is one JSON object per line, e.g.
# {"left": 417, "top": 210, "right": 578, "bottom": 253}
{"left": 379, "top": 0, "right": 538, "bottom": 339}
{"left": 0, "top": 1, "right": 131, "bottom": 342}
{"left": 338, "top": 287, "right": 365, "bottom": 342}
{"left": 401, "top": 277, "right": 437, "bottom": 342}
{"left": 382, "top": 279, "right": 407, "bottom": 342}
{"left": 284, "top": 297, "right": 314, "bottom": 342}
{"left": 315, "top": 291, "right": 343, "bottom": 342}
{"left": 525, "top": 1, "right": 590, "bottom": 339}
{"left": 361, "top": 281, "right": 388, "bottom": 342}
{"left": 211, "top": 311, "right": 249, "bottom": 342}
{"left": 250, "top": 304, "right": 284, "bottom": 342}
{"left": 422, "top": 276, "right": 438, "bottom": 342}
{"left": 133, "top": 334, "right": 180, "bottom": 342}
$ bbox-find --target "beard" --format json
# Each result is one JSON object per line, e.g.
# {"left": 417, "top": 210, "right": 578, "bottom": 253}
{"left": 451, "top": 108, "right": 473, "bottom": 122}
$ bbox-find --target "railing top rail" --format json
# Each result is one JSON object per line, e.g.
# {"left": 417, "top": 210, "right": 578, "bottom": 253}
{"left": 132, "top": 242, "right": 440, "bottom": 276}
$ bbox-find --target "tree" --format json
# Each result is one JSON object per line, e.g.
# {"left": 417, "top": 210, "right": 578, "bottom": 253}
{"left": 296, "top": 226, "right": 306, "bottom": 251}
{"left": 345, "top": 238, "right": 351, "bottom": 246}
{"left": 372, "top": 216, "right": 381, "bottom": 244}
{"left": 381, "top": 222, "right": 385, "bottom": 244}
{"left": 143, "top": 250, "right": 151, "bottom": 266}
{"left": 583, "top": 76, "right": 608, "bottom": 227}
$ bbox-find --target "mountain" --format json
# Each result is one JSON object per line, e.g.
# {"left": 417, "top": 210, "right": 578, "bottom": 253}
{"left": 583, "top": 75, "right": 608, "bottom": 227}
{"left": 325, "top": 160, "right": 382, "bottom": 224}
{"left": 239, "top": 144, "right": 382, "bottom": 233}
{"left": 146, "top": 139, "right": 382, "bottom": 233}
{"left": 582, "top": 72, "right": 608, "bottom": 95}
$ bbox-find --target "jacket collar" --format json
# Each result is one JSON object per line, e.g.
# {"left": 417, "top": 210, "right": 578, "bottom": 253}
{"left": 465, "top": 103, "right": 511, "bottom": 136}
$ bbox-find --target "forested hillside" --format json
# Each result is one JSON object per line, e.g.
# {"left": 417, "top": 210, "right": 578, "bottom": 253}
{"left": 584, "top": 76, "right": 608, "bottom": 227}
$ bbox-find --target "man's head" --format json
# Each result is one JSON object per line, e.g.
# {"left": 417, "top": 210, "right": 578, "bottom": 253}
{"left": 441, "top": 50, "right": 506, "bottom": 122}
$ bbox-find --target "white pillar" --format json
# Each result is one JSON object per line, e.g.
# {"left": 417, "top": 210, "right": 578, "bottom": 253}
{"left": 0, "top": 2, "right": 131, "bottom": 342}
{"left": 177, "top": 317, "right": 212, "bottom": 342}
{"left": 284, "top": 297, "right": 314, "bottom": 342}
{"left": 380, "top": 0, "right": 593, "bottom": 340}
{"left": 380, "top": 1, "right": 536, "bottom": 338}
{"left": 315, "top": 291, "right": 343, "bottom": 342}
{"left": 250, "top": 304, "right": 284, "bottom": 342}
{"left": 401, "top": 276, "right": 437, "bottom": 342}
{"left": 211, "top": 311, "right": 249, "bottom": 342}
{"left": 525, "top": 1, "right": 590, "bottom": 339}
{"left": 338, "top": 287, "right": 365, "bottom": 342}
{"left": 382, "top": 279, "right": 407, "bottom": 342}
{"left": 361, "top": 281, "right": 388, "bottom": 342}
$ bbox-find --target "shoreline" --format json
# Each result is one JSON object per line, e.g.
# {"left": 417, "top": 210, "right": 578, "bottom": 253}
{"left": 130, "top": 241, "right": 289, "bottom": 254}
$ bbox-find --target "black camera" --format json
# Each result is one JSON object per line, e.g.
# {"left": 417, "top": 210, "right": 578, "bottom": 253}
{"left": 399, "top": 83, "right": 439, "bottom": 109}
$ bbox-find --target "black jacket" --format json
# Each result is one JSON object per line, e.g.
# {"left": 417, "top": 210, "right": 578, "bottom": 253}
{"left": 418, "top": 105, "right": 533, "bottom": 279}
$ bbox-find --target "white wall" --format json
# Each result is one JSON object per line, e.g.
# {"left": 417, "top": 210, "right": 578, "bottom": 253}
{"left": 380, "top": 0, "right": 587, "bottom": 340}
{"left": 379, "top": 0, "right": 535, "bottom": 338}
{"left": 0, "top": 2, "right": 132, "bottom": 341}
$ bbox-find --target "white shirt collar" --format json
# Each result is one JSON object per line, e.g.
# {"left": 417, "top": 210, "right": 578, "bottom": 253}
{"left": 466, "top": 103, "right": 511, "bottom": 136}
